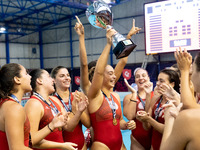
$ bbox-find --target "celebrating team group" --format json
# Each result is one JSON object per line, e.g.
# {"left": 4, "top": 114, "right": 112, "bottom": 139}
{"left": 0, "top": 16, "right": 199, "bottom": 150}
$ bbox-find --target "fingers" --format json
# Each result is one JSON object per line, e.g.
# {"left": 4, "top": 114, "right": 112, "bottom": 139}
{"left": 132, "top": 19, "right": 135, "bottom": 28}
{"left": 124, "top": 78, "right": 136, "bottom": 93}
{"left": 177, "top": 103, "right": 183, "bottom": 111}
{"left": 137, "top": 110, "right": 147, "bottom": 116}
{"left": 127, "top": 120, "right": 136, "bottom": 130}
{"left": 75, "top": 15, "right": 82, "bottom": 25}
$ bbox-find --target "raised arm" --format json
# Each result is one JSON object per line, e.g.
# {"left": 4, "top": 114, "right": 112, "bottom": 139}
{"left": 123, "top": 78, "right": 137, "bottom": 120}
{"left": 88, "top": 29, "right": 116, "bottom": 99}
{"left": 160, "top": 102, "right": 187, "bottom": 150}
{"left": 114, "top": 19, "right": 141, "bottom": 83}
{"left": 175, "top": 47, "right": 198, "bottom": 109}
{"left": 74, "top": 16, "right": 91, "bottom": 95}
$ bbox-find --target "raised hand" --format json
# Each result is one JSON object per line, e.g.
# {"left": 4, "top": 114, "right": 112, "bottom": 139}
{"left": 106, "top": 28, "right": 117, "bottom": 45}
{"left": 124, "top": 78, "right": 137, "bottom": 101}
{"left": 162, "top": 101, "right": 183, "bottom": 119}
{"left": 143, "top": 81, "right": 153, "bottom": 94}
{"left": 74, "top": 15, "right": 84, "bottom": 36}
{"left": 50, "top": 112, "right": 68, "bottom": 130}
{"left": 127, "top": 19, "right": 141, "bottom": 39}
{"left": 160, "top": 83, "right": 180, "bottom": 106}
{"left": 174, "top": 47, "right": 192, "bottom": 72}
{"left": 77, "top": 95, "right": 89, "bottom": 113}
{"left": 124, "top": 78, "right": 137, "bottom": 93}
{"left": 126, "top": 120, "right": 136, "bottom": 130}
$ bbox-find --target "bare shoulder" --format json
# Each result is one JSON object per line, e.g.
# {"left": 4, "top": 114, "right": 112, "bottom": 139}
{"left": 24, "top": 97, "right": 43, "bottom": 111}
{"left": 178, "top": 109, "right": 200, "bottom": 120}
{"left": 3, "top": 101, "right": 25, "bottom": 120}
{"left": 175, "top": 109, "right": 200, "bottom": 131}
{"left": 176, "top": 109, "right": 200, "bottom": 149}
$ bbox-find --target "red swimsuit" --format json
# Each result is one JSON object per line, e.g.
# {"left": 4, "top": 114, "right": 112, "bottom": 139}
{"left": 131, "top": 92, "right": 153, "bottom": 150}
{"left": 54, "top": 93, "right": 85, "bottom": 150}
{"left": 151, "top": 98, "right": 165, "bottom": 150}
{"left": 0, "top": 98, "right": 30, "bottom": 149}
{"left": 31, "top": 95, "right": 64, "bottom": 150}
{"left": 90, "top": 94, "right": 122, "bottom": 150}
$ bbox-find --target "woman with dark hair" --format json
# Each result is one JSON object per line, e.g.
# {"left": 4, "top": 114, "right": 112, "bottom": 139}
{"left": 85, "top": 27, "right": 136, "bottom": 150}
{"left": 0, "top": 63, "right": 32, "bottom": 150}
{"left": 137, "top": 68, "right": 180, "bottom": 150}
{"left": 24, "top": 69, "right": 77, "bottom": 150}
{"left": 74, "top": 16, "right": 140, "bottom": 150}
{"left": 160, "top": 48, "right": 200, "bottom": 150}
{"left": 51, "top": 66, "right": 90, "bottom": 150}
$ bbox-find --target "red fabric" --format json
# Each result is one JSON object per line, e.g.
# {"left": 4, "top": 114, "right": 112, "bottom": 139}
{"left": 151, "top": 98, "right": 165, "bottom": 150}
{"left": 90, "top": 94, "right": 122, "bottom": 150}
{"left": 31, "top": 95, "right": 64, "bottom": 150}
{"left": 0, "top": 98, "right": 30, "bottom": 149}
{"left": 131, "top": 92, "right": 153, "bottom": 150}
{"left": 55, "top": 93, "right": 85, "bottom": 150}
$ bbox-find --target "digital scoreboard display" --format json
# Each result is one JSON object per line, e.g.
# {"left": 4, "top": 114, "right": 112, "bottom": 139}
{"left": 144, "top": 0, "right": 200, "bottom": 54}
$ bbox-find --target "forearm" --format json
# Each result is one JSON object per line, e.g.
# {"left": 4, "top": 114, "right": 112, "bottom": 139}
{"left": 160, "top": 117, "right": 175, "bottom": 150}
{"left": 31, "top": 124, "right": 55, "bottom": 145}
{"left": 181, "top": 71, "right": 197, "bottom": 108}
{"left": 141, "top": 120, "right": 151, "bottom": 130}
{"left": 34, "top": 139, "right": 64, "bottom": 149}
{"left": 79, "top": 35, "right": 90, "bottom": 94}
{"left": 114, "top": 57, "right": 128, "bottom": 83}
{"left": 147, "top": 116, "right": 164, "bottom": 133}
{"left": 95, "top": 43, "right": 111, "bottom": 74}
{"left": 80, "top": 111, "right": 91, "bottom": 128}
{"left": 124, "top": 101, "right": 137, "bottom": 120}
{"left": 145, "top": 93, "right": 151, "bottom": 112}
{"left": 63, "top": 111, "right": 82, "bottom": 131}
{"left": 120, "top": 119, "right": 128, "bottom": 130}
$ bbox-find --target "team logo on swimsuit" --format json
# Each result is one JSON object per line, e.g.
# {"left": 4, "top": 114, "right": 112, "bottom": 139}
{"left": 75, "top": 76, "right": 80, "bottom": 85}
{"left": 122, "top": 69, "right": 132, "bottom": 80}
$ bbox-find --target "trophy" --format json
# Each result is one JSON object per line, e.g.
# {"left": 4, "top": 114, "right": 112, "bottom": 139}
{"left": 86, "top": 0, "right": 137, "bottom": 59}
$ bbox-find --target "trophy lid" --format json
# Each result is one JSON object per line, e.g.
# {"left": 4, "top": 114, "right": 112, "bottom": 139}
{"left": 86, "top": 0, "right": 113, "bottom": 29}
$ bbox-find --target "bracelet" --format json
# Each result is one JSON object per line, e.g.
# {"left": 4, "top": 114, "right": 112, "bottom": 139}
{"left": 48, "top": 124, "right": 53, "bottom": 132}
{"left": 130, "top": 99, "right": 137, "bottom": 102}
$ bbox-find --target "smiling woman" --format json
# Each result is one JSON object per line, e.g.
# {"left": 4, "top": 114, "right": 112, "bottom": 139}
{"left": 123, "top": 67, "right": 153, "bottom": 150}
{"left": 51, "top": 66, "right": 90, "bottom": 150}
{"left": 24, "top": 69, "right": 77, "bottom": 150}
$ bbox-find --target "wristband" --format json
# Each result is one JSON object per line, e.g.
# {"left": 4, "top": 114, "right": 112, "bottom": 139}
{"left": 48, "top": 124, "right": 53, "bottom": 132}
{"left": 130, "top": 99, "right": 137, "bottom": 102}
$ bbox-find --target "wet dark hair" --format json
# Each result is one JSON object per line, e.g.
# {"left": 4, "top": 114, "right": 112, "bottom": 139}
{"left": 194, "top": 52, "right": 200, "bottom": 72}
{"left": 51, "top": 66, "right": 66, "bottom": 79}
{"left": 159, "top": 68, "right": 180, "bottom": 93}
{"left": 0, "top": 63, "right": 21, "bottom": 99}
{"left": 29, "top": 69, "right": 44, "bottom": 92}
{"left": 88, "top": 60, "right": 97, "bottom": 82}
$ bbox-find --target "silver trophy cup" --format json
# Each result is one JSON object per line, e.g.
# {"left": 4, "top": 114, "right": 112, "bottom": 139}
{"left": 86, "top": 0, "right": 137, "bottom": 59}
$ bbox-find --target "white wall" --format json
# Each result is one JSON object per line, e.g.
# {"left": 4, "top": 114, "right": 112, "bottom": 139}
{"left": 0, "top": 32, "right": 40, "bottom": 69}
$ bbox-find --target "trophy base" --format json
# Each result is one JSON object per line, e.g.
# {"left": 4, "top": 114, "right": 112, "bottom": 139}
{"left": 113, "top": 39, "right": 137, "bottom": 59}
